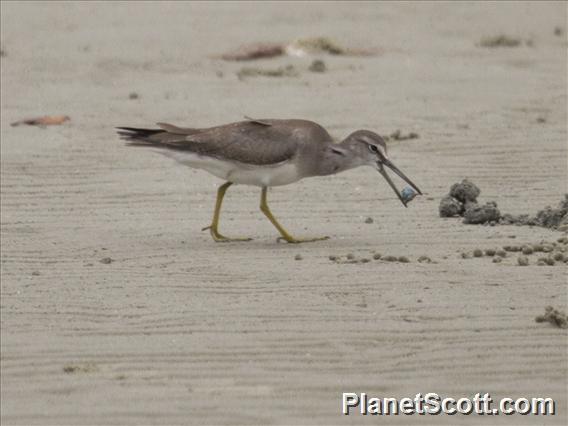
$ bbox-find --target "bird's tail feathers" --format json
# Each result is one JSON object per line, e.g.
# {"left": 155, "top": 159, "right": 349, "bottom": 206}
{"left": 116, "top": 127, "right": 160, "bottom": 142}
{"left": 116, "top": 126, "right": 172, "bottom": 147}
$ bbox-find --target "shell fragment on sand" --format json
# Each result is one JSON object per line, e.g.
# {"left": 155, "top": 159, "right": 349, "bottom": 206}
{"left": 401, "top": 187, "right": 418, "bottom": 204}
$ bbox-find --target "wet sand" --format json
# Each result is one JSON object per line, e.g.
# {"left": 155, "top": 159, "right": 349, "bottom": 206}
{"left": 1, "top": 2, "right": 566, "bottom": 425}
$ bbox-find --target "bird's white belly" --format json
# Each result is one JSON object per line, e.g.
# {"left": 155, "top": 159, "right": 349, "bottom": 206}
{"left": 157, "top": 150, "right": 301, "bottom": 187}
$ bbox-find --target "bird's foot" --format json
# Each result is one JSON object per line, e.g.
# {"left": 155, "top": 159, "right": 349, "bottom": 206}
{"left": 202, "top": 226, "right": 253, "bottom": 242}
{"left": 276, "top": 235, "right": 330, "bottom": 244}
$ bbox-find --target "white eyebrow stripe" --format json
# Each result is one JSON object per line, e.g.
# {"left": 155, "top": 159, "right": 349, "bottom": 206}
{"left": 360, "top": 135, "right": 388, "bottom": 158}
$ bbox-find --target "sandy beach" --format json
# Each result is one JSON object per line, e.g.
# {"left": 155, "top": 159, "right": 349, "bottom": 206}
{"left": 1, "top": 1, "right": 567, "bottom": 425}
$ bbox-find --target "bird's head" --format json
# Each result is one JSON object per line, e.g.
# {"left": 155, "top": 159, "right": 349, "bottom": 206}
{"left": 340, "top": 130, "right": 422, "bottom": 207}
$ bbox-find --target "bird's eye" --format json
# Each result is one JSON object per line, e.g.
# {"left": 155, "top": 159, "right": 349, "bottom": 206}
{"left": 368, "top": 144, "right": 378, "bottom": 153}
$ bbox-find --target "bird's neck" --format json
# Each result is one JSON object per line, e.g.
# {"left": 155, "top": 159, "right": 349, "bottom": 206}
{"left": 312, "top": 140, "right": 362, "bottom": 177}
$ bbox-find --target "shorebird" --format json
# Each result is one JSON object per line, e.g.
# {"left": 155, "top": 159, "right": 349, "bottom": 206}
{"left": 117, "top": 118, "right": 422, "bottom": 243}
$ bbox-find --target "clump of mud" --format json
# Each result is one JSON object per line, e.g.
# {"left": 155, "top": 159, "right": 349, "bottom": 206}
{"left": 439, "top": 195, "right": 464, "bottom": 217}
{"left": 500, "top": 195, "right": 568, "bottom": 230}
{"left": 63, "top": 363, "right": 99, "bottom": 374}
{"left": 464, "top": 202, "right": 501, "bottom": 224}
{"left": 478, "top": 35, "right": 522, "bottom": 48}
{"left": 535, "top": 306, "right": 568, "bottom": 329}
{"left": 329, "top": 253, "right": 370, "bottom": 264}
{"left": 237, "top": 65, "right": 299, "bottom": 80}
{"left": 460, "top": 237, "right": 567, "bottom": 266}
{"left": 383, "top": 130, "right": 419, "bottom": 142}
{"left": 450, "top": 179, "right": 480, "bottom": 202}
{"left": 308, "top": 59, "right": 326, "bottom": 73}
{"left": 328, "top": 251, "right": 423, "bottom": 264}
{"left": 439, "top": 179, "right": 501, "bottom": 224}
{"left": 440, "top": 180, "right": 568, "bottom": 230}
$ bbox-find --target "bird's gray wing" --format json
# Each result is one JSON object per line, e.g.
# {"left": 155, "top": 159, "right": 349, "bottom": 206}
{"left": 157, "top": 121, "right": 300, "bottom": 165}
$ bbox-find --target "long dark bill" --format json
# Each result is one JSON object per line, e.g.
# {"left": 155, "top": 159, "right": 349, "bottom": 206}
{"left": 378, "top": 159, "right": 422, "bottom": 207}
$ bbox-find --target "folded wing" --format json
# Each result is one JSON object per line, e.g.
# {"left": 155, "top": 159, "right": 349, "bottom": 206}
{"left": 117, "top": 120, "right": 301, "bottom": 166}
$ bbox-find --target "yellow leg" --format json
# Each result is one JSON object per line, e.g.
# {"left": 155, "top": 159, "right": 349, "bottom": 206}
{"left": 260, "top": 187, "right": 329, "bottom": 244}
{"left": 202, "top": 182, "right": 252, "bottom": 242}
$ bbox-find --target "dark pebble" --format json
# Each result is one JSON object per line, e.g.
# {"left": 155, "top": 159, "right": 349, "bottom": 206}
{"left": 308, "top": 59, "right": 327, "bottom": 73}
{"left": 521, "top": 246, "right": 534, "bottom": 255}
{"left": 517, "top": 256, "right": 529, "bottom": 266}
